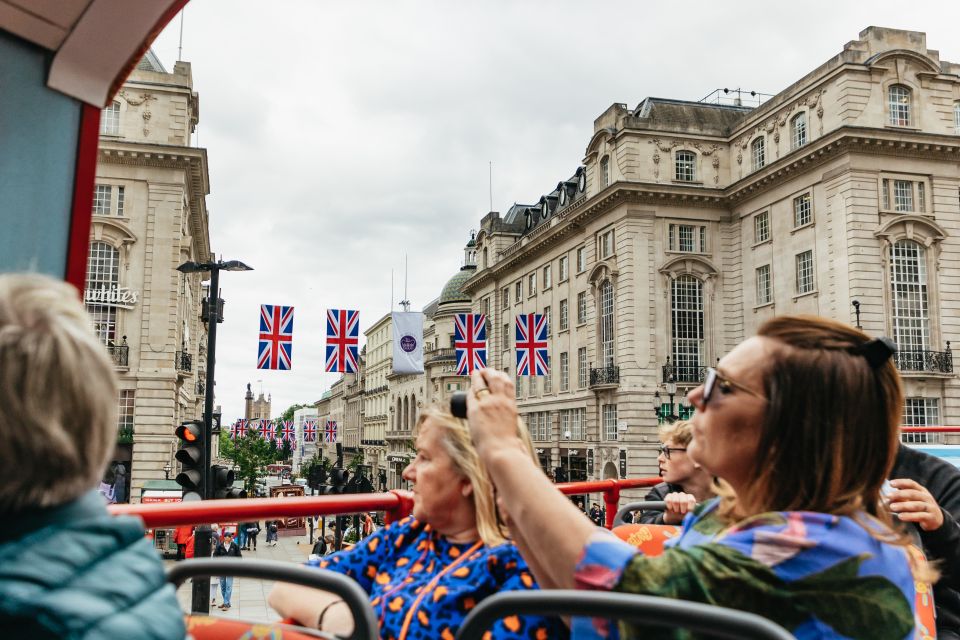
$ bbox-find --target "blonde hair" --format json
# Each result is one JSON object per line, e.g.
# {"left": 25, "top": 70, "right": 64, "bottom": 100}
{"left": 414, "top": 406, "right": 535, "bottom": 546}
{"left": 658, "top": 419, "right": 693, "bottom": 447}
{"left": 0, "top": 274, "right": 118, "bottom": 512}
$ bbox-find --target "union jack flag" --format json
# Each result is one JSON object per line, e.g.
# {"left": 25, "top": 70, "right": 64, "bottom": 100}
{"left": 280, "top": 420, "right": 295, "bottom": 442}
{"left": 454, "top": 314, "right": 487, "bottom": 376}
{"left": 325, "top": 309, "right": 359, "bottom": 373}
{"left": 303, "top": 420, "right": 317, "bottom": 442}
{"left": 324, "top": 420, "right": 338, "bottom": 443}
{"left": 231, "top": 419, "right": 247, "bottom": 440}
{"left": 257, "top": 305, "right": 294, "bottom": 370}
{"left": 515, "top": 313, "right": 549, "bottom": 376}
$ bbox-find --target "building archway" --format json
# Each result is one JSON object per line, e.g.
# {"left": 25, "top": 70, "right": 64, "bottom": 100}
{"left": 602, "top": 461, "right": 619, "bottom": 480}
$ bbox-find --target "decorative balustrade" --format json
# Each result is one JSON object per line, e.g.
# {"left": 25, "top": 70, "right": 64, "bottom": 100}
{"left": 589, "top": 365, "right": 620, "bottom": 387}
{"left": 893, "top": 347, "right": 953, "bottom": 374}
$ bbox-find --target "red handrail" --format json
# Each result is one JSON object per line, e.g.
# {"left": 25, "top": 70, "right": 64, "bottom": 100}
{"left": 109, "top": 477, "right": 661, "bottom": 531}
{"left": 901, "top": 426, "right": 960, "bottom": 433}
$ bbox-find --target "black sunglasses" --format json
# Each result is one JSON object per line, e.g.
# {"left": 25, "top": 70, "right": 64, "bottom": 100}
{"left": 702, "top": 367, "right": 766, "bottom": 405}
{"left": 657, "top": 444, "right": 687, "bottom": 460}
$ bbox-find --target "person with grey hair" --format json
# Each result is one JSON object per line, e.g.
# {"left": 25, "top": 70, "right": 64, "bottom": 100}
{"left": 0, "top": 274, "right": 185, "bottom": 638}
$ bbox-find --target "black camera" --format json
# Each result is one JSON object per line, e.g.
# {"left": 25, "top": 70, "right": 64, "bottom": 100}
{"left": 450, "top": 391, "right": 469, "bottom": 419}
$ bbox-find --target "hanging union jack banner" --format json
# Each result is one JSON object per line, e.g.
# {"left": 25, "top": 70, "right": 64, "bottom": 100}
{"left": 324, "top": 420, "right": 338, "bottom": 443}
{"left": 303, "top": 420, "right": 317, "bottom": 442}
{"left": 325, "top": 309, "right": 359, "bottom": 373}
{"left": 280, "top": 420, "right": 295, "bottom": 442}
{"left": 455, "top": 313, "right": 487, "bottom": 376}
{"left": 515, "top": 313, "right": 549, "bottom": 376}
{"left": 231, "top": 419, "right": 247, "bottom": 440}
{"left": 257, "top": 304, "right": 294, "bottom": 370}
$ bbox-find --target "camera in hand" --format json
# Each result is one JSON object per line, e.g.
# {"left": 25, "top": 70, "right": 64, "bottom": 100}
{"left": 450, "top": 391, "right": 468, "bottom": 419}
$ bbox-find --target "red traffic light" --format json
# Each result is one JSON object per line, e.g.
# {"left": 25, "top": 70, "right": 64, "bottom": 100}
{"left": 175, "top": 420, "right": 203, "bottom": 443}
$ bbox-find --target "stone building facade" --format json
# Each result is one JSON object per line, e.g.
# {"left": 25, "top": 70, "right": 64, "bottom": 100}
{"left": 461, "top": 27, "right": 960, "bottom": 491}
{"left": 89, "top": 51, "right": 211, "bottom": 502}
{"left": 243, "top": 384, "right": 272, "bottom": 421}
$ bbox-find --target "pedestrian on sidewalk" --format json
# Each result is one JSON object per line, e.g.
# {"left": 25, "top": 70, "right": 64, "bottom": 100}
{"left": 265, "top": 520, "right": 279, "bottom": 546}
{"left": 208, "top": 525, "right": 220, "bottom": 606}
{"left": 237, "top": 521, "right": 248, "bottom": 550}
{"left": 213, "top": 530, "right": 242, "bottom": 610}
{"left": 246, "top": 521, "right": 261, "bottom": 551}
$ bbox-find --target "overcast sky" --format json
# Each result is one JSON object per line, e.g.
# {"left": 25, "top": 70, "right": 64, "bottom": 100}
{"left": 149, "top": 1, "right": 960, "bottom": 421}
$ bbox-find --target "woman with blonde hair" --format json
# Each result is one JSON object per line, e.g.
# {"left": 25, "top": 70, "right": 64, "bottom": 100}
{"left": 270, "top": 406, "right": 566, "bottom": 639}
{"left": 467, "top": 315, "right": 927, "bottom": 639}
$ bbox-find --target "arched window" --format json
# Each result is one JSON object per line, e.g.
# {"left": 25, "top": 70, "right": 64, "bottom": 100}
{"left": 402, "top": 396, "right": 409, "bottom": 431}
{"left": 751, "top": 137, "right": 765, "bottom": 172}
{"left": 791, "top": 112, "right": 807, "bottom": 149}
{"left": 599, "top": 281, "right": 615, "bottom": 366}
{"left": 674, "top": 150, "right": 696, "bottom": 182}
{"left": 889, "top": 240, "right": 930, "bottom": 368}
{"left": 600, "top": 156, "right": 610, "bottom": 188}
{"left": 482, "top": 247, "right": 488, "bottom": 269}
{"left": 409, "top": 394, "right": 416, "bottom": 430}
{"left": 888, "top": 85, "right": 912, "bottom": 127}
{"left": 101, "top": 100, "right": 121, "bottom": 135}
{"left": 85, "top": 241, "right": 120, "bottom": 342}
{"left": 671, "top": 275, "right": 704, "bottom": 382}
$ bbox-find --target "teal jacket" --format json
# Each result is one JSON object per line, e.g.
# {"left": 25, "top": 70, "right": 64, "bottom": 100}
{"left": 0, "top": 490, "right": 186, "bottom": 639}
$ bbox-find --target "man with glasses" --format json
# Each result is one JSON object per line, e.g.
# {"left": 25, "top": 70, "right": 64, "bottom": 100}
{"left": 638, "top": 419, "right": 715, "bottom": 525}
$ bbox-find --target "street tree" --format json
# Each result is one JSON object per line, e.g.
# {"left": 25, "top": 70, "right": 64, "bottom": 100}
{"left": 219, "top": 428, "right": 282, "bottom": 495}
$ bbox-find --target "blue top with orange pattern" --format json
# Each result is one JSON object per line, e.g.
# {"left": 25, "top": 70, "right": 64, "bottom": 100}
{"left": 317, "top": 516, "right": 567, "bottom": 640}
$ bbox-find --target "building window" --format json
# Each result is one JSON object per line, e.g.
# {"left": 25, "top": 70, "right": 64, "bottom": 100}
{"left": 482, "top": 247, "right": 488, "bottom": 269}
{"left": 528, "top": 273, "right": 537, "bottom": 296}
{"left": 675, "top": 150, "right": 696, "bottom": 182}
{"left": 751, "top": 137, "right": 765, "bottom": 172}
{"left": 559, "top": 256, "right": 569, "bottom": 281}
{"left": 482, "top": 297, "right": 490, "bottom": 318}
{"left": 559, "top": 299, "right": 569, "bottom": 331}
{"left": 544, "top": 306, "right": 552, "bottom": 336}
{"left": 669, "top": 224, "right": 706, "bottom": 252}
{"left": 543, "top": 264, "right": 552, "bottom": 289}
{"left": 561, "top": 408, "right": 586, "bottom": 440}
{"left": 560, "top": 352, "right": 569, "bottom": 391}
{"left": 503, "top": 324, "right": 509, "bottom": 350}
{"left": 516, "top": 376, "right": 523, "bottom": 398}
{"left": 599, "top": 229, "right": 614, "bottom": 259}
{"left": 93, "top": 185, "right": 112, "bottom": 216}
{"left": 671, "top": 275, "right": 704, "bottom": 382}
{"left": 578, "top": 347, "right": 588, "bottom": 388}
{"left": 793, "top": 193, "right": 812, "bottom": 228}
{"left": 795, "top": 250, "right": 815, "bottom": 294}
{"left": 754, "top": 211, "right": 770, "bottom": 244}
{"left": 543, "top": 368, "right": 552, "bottom": 394}
{"left": 903, "top": 398, "right": 940, "bottom": 444}
{"left": 880, "top": 179, "right": 926, "bottom": 213}
{"left": 599, "top": 280, "right": 614, "bottom": 366}
{"left": 118, "top": 389, "right": 135, "bottom": 433}
{"left": 600, "top": 156, "right": 610, "bottom": 188}
{"left": 85, "top": 241, "right": 121, "bottom": 342}
{"left": 888, "top": 85, "right": 912, "bottom": 127}
{"left": 890, "top": 240, "right": 930, "bottom": 354}
{"left": 576, "top": 246, "right": 586, "bottom": 272}
{"left": 955, "top": 102, "right": 960, "bottom": 134}
{"left": 791, "top": 112, "right": 807, "bottom": 149}
{"left": 501, "top": 287, "right": 509, "bottom": 309}
{"left": 515, "top": 281, "right": 522, "bottom": 303}
{"left": 756, "top": 264, "right": 772, "bottom": 305}
{"left": 603, "top": 404, "right": 618, "bottom": 441}
{"left": 101, "top": 100, "right": 121, "bottom": 135}
{"left": 577, "top": 291, "right": 587, "bottom": 324}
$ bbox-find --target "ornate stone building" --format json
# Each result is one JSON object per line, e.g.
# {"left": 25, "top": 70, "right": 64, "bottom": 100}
{"left": 243, "top": 383, "right": 272, "bottom": 421}
{"left": 462, "top": 27, "right": 960, "bottom": 492}
{"left": 89, "top": 51, "right": 211, "bottom": 502}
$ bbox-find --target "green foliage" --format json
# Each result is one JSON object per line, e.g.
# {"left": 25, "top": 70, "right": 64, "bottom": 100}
{"left": 280, "top": 403, "right": 310, "bottom": 423}
{"left": 219, "top": 428, "right": 284, "bottom": 495}
{"left": 301, "top": 452, "right": 333, "bottom": 482}
{"left": 346, "top": 449, "right": 365, "bottom": 472}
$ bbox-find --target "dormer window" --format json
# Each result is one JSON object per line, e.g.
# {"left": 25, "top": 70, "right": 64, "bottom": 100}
{"left": 674, "top": 150, "right": 696, "bottom": 182}
{"left": 541, "top": 200, "right": 549, "bottom": 219}
{"left": 577, "top": 169, "right": 587, "bottom": 192}
{"left": 559, "top": 187, "right": 567, "bottom": 206}
{"left": 888, "top": 85, "right": 912, "bottom": 127}
{"left": 751, "top": 137, "right": 765, "bottom": 172}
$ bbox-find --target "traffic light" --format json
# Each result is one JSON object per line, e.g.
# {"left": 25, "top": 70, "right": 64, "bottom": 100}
{"left": 330, "top": 468, "right": 350, "bottom": 494}
{"left": 211, "top": 464, "right": 246, "bottom": 499}
{"left": 175, "top": 420, "right": 204, "bottom": 500}
{"left": 308, "top": 466, "right": 327, "bottom": 490}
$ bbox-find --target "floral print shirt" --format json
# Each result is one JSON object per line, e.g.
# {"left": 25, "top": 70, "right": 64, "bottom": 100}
{"left": 317, "top": 516, "right": 566, "bottom": 640}
{"left": 574, "top": 499, "right": 918, "bottom": 640}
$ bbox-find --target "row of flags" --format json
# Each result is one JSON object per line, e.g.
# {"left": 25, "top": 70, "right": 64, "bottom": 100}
{"left": 257, "top": 305, "right": 550, "bottom": 377}
{"left": 228, "top": 419, "right": 338, "bottom": 445}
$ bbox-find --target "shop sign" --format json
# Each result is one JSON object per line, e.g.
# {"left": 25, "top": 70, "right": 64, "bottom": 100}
{"left": 84, "top": 285, "right": 140, "bottom": 309}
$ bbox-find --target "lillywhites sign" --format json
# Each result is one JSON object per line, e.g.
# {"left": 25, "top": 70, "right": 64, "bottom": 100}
{"left": 84, "top": 285, "right": 140, "bottom": 309}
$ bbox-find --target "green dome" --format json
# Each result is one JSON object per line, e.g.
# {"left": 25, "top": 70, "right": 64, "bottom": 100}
{"left": 438, "top": 267, "right": 475, "bottom": 305}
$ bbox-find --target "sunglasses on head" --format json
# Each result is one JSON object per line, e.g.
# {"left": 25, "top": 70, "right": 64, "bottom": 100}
{"left": 701, "top": 367, "right": 766, "bottom": 405}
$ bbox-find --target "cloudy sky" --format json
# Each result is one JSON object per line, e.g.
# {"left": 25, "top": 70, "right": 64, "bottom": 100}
{"left": 149, "top": 1, "right": 960, "bottom": 420}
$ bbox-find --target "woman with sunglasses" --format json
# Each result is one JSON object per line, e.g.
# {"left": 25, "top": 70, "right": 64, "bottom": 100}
{"left": 638, "top": 421, "right": 715, "bottom": 525}
{"left": 466, "top": 315, "right": 928, "bottom": 639}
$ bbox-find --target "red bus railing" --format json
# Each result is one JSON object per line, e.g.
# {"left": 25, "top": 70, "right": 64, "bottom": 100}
{"left": 109, "top": 477, "right": 661, "bottom": 531}
{"left": 901, "top": 426, "right": 960, "bottom": 433}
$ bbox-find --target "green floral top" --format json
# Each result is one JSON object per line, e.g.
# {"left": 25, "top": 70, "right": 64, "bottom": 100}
{"left": 574, "top": 499, "right": 918, "bottom": 639}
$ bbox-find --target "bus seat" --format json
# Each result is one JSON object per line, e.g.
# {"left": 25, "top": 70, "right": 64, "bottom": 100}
{"left": 611, "top": 523, "right": 681, "bottom": 557}
{"left": 185, "top": 615, "right": 331, "bottom": 639}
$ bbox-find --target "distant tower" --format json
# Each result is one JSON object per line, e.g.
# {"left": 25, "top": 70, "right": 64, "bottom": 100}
{"left": 464, "top": 230, "right": 477, "bottom": 268}
{"left": 244, "top": 383, "right": 254, "bottom": 420}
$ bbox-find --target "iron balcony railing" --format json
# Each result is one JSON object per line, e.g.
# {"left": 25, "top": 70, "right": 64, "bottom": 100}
{"left": 107, "top": 342, "right": 129, "bottom": 367}
{"left": 425, "top": 347, "right": 456, "bottom": 363}
{"left": 662, "top": 364, "right": 707, "bottom": 384}
{"left": 893, "top": 348, "right": 953, "bottom": 374}
{"left": 175, "top": 351, "right": 192, "bottom": 373}
{"left": 196, "top": 380, "right": 205, "bottom": 396}
{"left": 589, "top": 365, "right": 620, "bottom": 387}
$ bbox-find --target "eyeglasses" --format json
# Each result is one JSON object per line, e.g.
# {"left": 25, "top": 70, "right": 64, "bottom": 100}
{"left": 657, "top": 444, "right": 687, "bottom": 460}
{"left": 702, "top": 367, "right": 766, "bottom": 405}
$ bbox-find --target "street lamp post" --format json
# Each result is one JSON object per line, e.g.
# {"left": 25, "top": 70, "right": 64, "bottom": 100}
{"left": 852, "top": 299, "right": 862, "bottom": 329}
{"left": 665, "top": 375, "right": 678, "bottom": 423}
{"left": 176, "top": 257, "right": 252, "bottom": 613}
{"left": 163, "top": 462, "right": 172, "bottom": 480}
{"left": 652, "top": 390, "right": 662, "bottom": 422}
